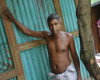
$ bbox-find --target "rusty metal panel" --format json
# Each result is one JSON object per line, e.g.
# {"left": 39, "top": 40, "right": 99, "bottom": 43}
{"left": 59, "top": 0, "right": 90, "bottom": 79}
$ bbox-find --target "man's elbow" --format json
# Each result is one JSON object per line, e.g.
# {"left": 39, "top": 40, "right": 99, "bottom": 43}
{"left": 23, "top": 30, "right": 31, "bottom": 36}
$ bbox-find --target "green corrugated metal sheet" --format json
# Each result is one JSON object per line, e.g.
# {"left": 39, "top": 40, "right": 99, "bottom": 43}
{"left": 5, "top": 0, "right": 55, "bottom": 80}
{"left": 59, "top": 0, "right": 90, "bottom": 80}
{"left": 0, "top": 0, "right": 91, "bottom": 80}
{"left": 6, "top": 0, "right": 55, "bottom": 44}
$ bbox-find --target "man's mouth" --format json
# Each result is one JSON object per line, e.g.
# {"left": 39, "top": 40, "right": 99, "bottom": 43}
{"left": 54, "top": 29, "right": 57, "bottom": 31}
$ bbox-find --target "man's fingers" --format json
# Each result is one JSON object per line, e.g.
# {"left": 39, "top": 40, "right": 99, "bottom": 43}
{"left": 1, "top": 11, "right": 6, "bottom": 15}
{"left": 2, "top": 7, "right": 9, "bottom": 14}
{"left": 0, "top": 6, "right": 10, "bottom": 16}
{"left": 4, "top": 6, "right": 7, "bottom": 10}
{"left": 0, "top": 8, "right": 8, "bottom": 16}
{"left": 4, "top": 7, "right": 9, "bottom": 11}
{"left": 2, "top": 8, "right": 7, "bottom": 12}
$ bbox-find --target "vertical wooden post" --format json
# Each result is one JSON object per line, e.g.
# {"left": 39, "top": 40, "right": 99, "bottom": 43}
{"left": 75, "top": 0, "right": 78, "bottom": 8}
{"left": 53, "top": 0, "right": 66, "bottom": 32}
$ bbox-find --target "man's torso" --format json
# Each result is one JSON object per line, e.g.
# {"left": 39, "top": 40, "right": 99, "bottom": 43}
{"left": 45, "top": 31, "right": 72, "bottom": 74}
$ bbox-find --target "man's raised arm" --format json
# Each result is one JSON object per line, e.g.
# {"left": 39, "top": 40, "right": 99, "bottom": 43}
{"left": 0, "top": 7, "right": 46, "bottom": 39}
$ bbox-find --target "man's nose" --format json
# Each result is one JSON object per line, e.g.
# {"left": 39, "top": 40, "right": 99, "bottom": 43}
{"left": 52, "top": 25, "right": 56, "bottom": 29}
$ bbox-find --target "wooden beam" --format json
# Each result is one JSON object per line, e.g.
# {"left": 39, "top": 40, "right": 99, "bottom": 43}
{"left": 53, "top": 0, "right": 66, "bottom": 32}
{"left": 0, "top": 0, "right": 25, "bottom": 80}
{"left": 70, "top": 30, "right": 79, "bottom": 37}
{"left": 18, "top": 39, "right": 46, "bottom": 52}
{"left": 75, "top": 0, "right": 78, "bottom": 8}
{"left": 18, "top": 30, "right": 79, "bottom": 52}
{"left": 0, "top": 69, "right": 18, "bottom": 80}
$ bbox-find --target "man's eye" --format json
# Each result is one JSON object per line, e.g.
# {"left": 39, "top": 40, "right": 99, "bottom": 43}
{"left": 55, "top": 23, "right": 58, "bottom": 25}
{"left": 49, "top": 25, "right": 52, "bottom": 27}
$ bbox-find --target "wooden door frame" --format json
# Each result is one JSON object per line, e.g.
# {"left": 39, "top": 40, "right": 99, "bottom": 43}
{"left": 91, "top": 4, "right": 100, "bottom": 53}
{"left": 0, "top": 0, "right": 78, "bottom": 80}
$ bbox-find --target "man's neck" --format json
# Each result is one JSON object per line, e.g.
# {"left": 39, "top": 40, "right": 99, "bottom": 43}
{"left": 51, "top": 30, "right": 62, "bottom": 37}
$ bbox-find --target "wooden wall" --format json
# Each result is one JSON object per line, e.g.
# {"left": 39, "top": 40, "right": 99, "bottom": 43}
{"left": 91, "top": 4, "right": 100, "bottom": 53}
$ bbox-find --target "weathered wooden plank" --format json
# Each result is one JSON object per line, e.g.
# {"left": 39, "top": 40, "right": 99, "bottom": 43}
{"left": 0, "top": 69, "right": 18, "bottom": 80}
{"left": 70, "top": 30, "right": 79, "bottom": 37}
{"left": 18, "top": 39, "right": 46, "bottom": 52}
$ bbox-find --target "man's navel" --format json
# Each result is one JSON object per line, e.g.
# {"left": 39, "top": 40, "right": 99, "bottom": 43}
{"left": 53, "top": 65, "right": 58, "bottom": 70}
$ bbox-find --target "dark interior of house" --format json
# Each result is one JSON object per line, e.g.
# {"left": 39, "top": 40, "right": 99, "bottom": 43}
{"left": 91, "top": 3, "right": 100, "bottom": 53}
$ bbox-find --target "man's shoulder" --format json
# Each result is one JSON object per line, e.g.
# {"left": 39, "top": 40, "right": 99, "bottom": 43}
{"left": 64, "top": 32, "right": 74, "bottom": 42}
{"left": 42, "top": 31, "right": 51, "bottom": 37}
{"left": 64, "top": 32, "right": 73, "bottom": 37}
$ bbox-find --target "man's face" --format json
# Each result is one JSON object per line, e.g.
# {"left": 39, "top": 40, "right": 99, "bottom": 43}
{"left": 48, "top": 19, "right": 61, "bottom": 33}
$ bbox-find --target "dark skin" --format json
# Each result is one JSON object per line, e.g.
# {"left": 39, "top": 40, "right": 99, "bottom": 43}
{"left": 0, "top": 7, "right": 82, "bottom": 80}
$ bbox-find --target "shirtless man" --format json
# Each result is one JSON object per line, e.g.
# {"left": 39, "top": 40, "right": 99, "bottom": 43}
{"left": 1, "top": 7, "right": 81, "bottom": 80}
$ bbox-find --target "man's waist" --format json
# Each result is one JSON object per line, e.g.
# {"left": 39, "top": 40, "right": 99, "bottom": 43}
{"left": 50, "top": 62, "right": 75, "bottom": 74}
{"left": 50, "top": 64, "right": 70, "bottom": 74}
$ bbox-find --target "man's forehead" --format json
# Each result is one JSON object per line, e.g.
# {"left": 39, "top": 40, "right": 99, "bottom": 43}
{"left": 49, "top": 19, "right": 60, "bottom": 23}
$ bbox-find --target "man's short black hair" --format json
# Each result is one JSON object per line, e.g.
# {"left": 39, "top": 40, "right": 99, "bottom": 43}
{"left": 47, "top": 13, "right": 61, "bottom": 25}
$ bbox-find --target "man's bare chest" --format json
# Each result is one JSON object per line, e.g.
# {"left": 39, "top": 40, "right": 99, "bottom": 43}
{"left": 46, "top": 36, "right": 70, "bottom": 51}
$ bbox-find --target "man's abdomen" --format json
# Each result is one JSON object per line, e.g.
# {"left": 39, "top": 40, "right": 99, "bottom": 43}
{"left": 49, "top": 53, "right": 71, "bottom": 74}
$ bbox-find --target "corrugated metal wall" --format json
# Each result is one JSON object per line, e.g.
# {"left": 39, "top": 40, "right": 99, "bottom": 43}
{"left": 6, "top": 0, "right": 55, "bottom": 44}
{"left": 0, "top": 0, "right": 91, "bottom": 80}
{"left": 59, "top": 0, "right": 90, "bottom": 80}
{"left": 5, "top": 0, "right": 55, "bottom": 80}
